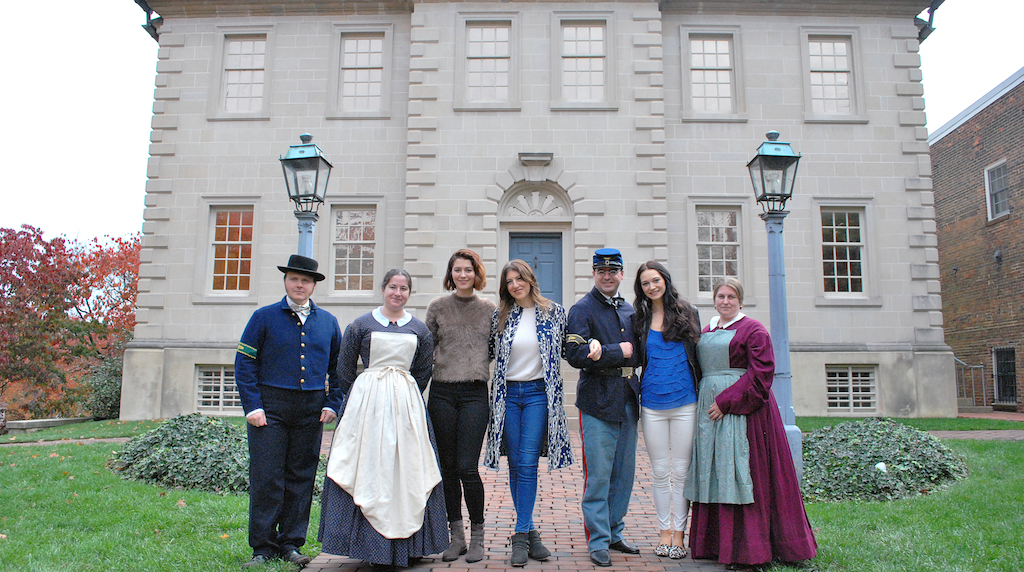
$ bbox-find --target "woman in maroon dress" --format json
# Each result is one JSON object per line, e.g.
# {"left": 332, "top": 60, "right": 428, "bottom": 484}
{"left": 685, "top": 277, "right": 816, "bottom": 570}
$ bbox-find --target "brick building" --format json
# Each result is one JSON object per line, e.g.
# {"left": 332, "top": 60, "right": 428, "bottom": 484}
{"left": 930, "top": 66, "right": 1024, "bottom": 412}
{"left": 119, "top": 0, "right": 957, "bottom": 420}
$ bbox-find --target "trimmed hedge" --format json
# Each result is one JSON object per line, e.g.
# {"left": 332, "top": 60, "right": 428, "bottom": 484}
{"left": 802, "top": 417, "right": 968, "bottom": 502}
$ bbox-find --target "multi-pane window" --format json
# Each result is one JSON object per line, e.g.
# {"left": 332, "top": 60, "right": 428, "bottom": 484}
{"left": 986, "top": 162, "right": 1010, "bottom": 219}
{"left": 822, "top": 210, "right": 863, "bottom": 294}
{"left": 223, "top": 37, "right": 266, "bottom": 113}
{"left": 690, "top": 36, "right": 733, "bottom": 113}
{"left": 466, "top": 23, "right": 511, "bottom": 102}
{"left": 333, "top": 208, "right": 376, "bottom": 291}
{"left": 212, "top": 208, "right": 254, "bottom": 291}
{"left": 826, "top": 365, "right": 877, "bottom": 412}
{"left": 197, "top": 366, "right": 242, "bottom": 414}
{"left": 696, "top": 209, "right": 739, "bottom": 293}
{"left": 340, "top": 34, "right": 384, "bottom": 113}
{"left": 808, "top": 38, "right": 851, "bottom": 115}
{"left": 561, "top": 23, "right": 605, "bottom": 102}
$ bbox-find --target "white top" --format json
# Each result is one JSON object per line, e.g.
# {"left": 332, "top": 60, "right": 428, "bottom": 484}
{"left": 708, "top": 312, "right": 746, "bottom": 331}
{"left": 506, "top": 306, "right": 544, "bottom": 381}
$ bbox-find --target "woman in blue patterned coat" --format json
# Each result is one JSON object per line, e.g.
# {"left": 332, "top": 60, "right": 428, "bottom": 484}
{"left": 484, "top": 259, "right": 575, "bottom": 567}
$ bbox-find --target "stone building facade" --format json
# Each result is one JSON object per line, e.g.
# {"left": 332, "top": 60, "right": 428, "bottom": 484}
{"left": 120, "top": 0, "right": 956, "bottom": 420}
{"left": 930, "top": 67, "right": 1024, "bottom": 412}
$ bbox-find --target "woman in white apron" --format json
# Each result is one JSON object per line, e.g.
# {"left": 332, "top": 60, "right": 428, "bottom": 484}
{"left": 319, "top": 269, "right": 448, "bottom": 570}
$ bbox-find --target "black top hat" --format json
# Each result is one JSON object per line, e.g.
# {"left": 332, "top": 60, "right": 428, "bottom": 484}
{"left": 592, "top": 248, "right": 624, "bottom": 269}
{"left": 278, "top": 254, "right": 326, "bottom": 282}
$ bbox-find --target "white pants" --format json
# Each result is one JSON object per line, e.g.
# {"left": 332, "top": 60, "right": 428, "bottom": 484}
{"left": 641, "top": 402, "right": 697, "bottom": 531}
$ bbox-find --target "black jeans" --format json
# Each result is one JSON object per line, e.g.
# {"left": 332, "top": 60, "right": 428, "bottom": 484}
{"left": 427, "top": 380, "right": 489, "bottom": 523}
{"left": 247, "top": 385, "right": 325, "bottom": 557}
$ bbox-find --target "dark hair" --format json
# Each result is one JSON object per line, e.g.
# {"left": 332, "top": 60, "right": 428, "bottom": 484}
{"left": 496, "top": 259, "right": 552, "bottom": 332}
{"left": 381, "top": 268, "right": 413, "bottom": 292}
{"left": 443, "top": 249, "right": 487, "bottom": 291}
{"left": 632, "top": 261, "right": 700, "bottom": 344}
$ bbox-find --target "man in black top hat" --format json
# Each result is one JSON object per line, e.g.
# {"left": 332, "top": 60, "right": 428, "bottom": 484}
{"left": 235, "top": 255, "right": 344, "bottom": 568}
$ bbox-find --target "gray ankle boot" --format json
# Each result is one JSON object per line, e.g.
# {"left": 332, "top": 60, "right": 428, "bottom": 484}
{"left": 528, "top": 529, "right": 551, "bottom": 561}
{"left": 466, "top": 521, "right": 485, "bottom": 563}
{"left": 442, "top": 520, "right": 467, "bottom": 561}
{"left": 510, "top": 532, "right": 529, "bottom": 567}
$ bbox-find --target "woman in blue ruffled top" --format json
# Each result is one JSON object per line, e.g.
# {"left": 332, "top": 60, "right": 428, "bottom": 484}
{"left": 631, "top": 261, "right": 703, "bottom": 559}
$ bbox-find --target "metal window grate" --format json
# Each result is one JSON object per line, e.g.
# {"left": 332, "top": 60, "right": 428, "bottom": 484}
{"left": 827, "top": 365, "right": 877, "bottom": 412}
{"left": 197, "top": 366, "right": 242, "bottom": 413}
{"left": 993, "top": 347, "right": 1017, "bottom": 405}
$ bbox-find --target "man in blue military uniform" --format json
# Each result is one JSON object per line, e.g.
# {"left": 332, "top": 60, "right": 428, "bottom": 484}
{"left": 565, "top": 248, "right": 642, "bottom": 567}
{"left": 235, "top": 255, "right": 344, "bottom": 568}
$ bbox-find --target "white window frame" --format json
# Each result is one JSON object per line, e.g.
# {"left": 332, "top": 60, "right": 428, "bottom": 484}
{"left": 695, "top": 207, "right": 742, "bottom": 295}
{"left": 319, "top": 200, "right": 385, "bottom": 303}
{"left": 685, "top": 197, "right": 756, "bottom": 308}
{"left": 799, "top": 27, "right": 867, "bottom": 124}
{"left": 455, "top": 13, "right": 520, "bottom": 111}
{"left": 327, "top": 24, "right": 394, "bottom": 120}
{"left": 196, "top": 365, "right": 243, "bottom": 415}
{"left": 826, "top": 364, "right": 878, "bottom": 413}
{"left": 680, "top": 26, "right": 746, "bottom": 122}
{"left": 551, "top": 13, "right": 617, "bottom": 111}
{"left": 208, "top": 26, "right": 275, "bottom": 121}
{"left": 192, "top": 197, "right": 262, "bottom": 305}
{"left": 985, "top": 159, "right": 1011, "bottom": 220}
{"left": 813, "top": 199, "right": 882, "bottom": 307}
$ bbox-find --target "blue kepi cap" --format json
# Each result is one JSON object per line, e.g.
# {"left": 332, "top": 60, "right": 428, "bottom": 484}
{"left": 593, "top": 248, "right": 624, "bottom": 269}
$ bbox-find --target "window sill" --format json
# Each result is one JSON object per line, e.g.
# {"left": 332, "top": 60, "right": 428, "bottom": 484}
{"left": 326, "top": 113, "right": 392, "bottom": 120}
{"left": 986, "top": 212, "right": 1012, "bottom": 226}
{"left": 803, "top": 114, "right": 869, "bottom": 124}
{"left": 814, "top": 296, "right": 882, "bottom": 307}
{"left": 192, "top": 294, "right": 259, "bottom": 305}
{"left": 208, "top": 113, "right": 271, "bottom": 122}
{"left": 681, "top": 113, "right": 748, "bottom": 123}
{"left": 317, "top": 292, "right": 379, "bottom": 305}
{"left": 454, "top": 104, "right": 522, "bottom": 112}
{"left": 550, "top": 102, "right": 618, "bottom": 112}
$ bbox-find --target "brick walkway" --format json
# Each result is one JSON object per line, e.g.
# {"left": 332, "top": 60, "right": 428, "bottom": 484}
{"left": 309, "top": 429, "right": 727, "bottom": 572}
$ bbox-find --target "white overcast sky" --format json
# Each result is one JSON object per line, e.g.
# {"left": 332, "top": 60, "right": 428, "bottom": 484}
{"left": 1, "top": 0, "right": 1021, "bottom": 242}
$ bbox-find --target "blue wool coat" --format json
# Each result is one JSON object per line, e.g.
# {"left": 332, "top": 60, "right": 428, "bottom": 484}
{"left": 484, "top": 303, "right": 575, "bottom": 471}
{"left": 235, "top": 297, "right": 344, "bottom": 415}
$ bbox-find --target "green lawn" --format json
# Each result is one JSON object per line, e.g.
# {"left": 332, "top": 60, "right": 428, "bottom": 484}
{"left": 2, "top": 437, "right": 1022, "bottom": 571}
{"left": 796, "top": 416, "right": 1024, "bottom": 433}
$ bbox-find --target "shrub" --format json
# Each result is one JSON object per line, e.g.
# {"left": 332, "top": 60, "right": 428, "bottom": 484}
{"left": 109, "top": 413, "right": 331, "bottom": 496}
{"left": 84, "top": 353, "right": 123, "bottom": 419}
{"left": 109, "top": 413, "right": 249, "bottom": 494}
{"left": 802, "top": 417, "right": 968, "bottom": 502}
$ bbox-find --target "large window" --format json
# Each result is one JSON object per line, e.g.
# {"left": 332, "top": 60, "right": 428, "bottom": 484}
{"left": 197, "top": 366, "right": 242, "bottom": 414}
{"left": 333, "top": 208, "right": 377, "bottom": 291}
{"left": 211, "top": 208, "right": 254, "bottom": 291}
{"left": 807, "top": 38, "right": 851, "bottom": 115}
{"left": 340, "top": 34, "right": 384, "bottom": 113}
{"left": 821, "top": 209, "right": 863, "bottom": 294}
{"left": 800, "top": 28, "right": 865, "bottom": 123}
{"left": 552, "top": 16, "right": 614, "bottom": 110}
{"left": 329, "top": 25, "right": 393, "bottom": 119}
{"left": 222, "top": 36, "right": 266, "bottom": 113}
{"left": 826, "top": 365, "right": 877, "bottom": 412}
{"left": 689, "top": 36, "right": 733, "bottom": 113}
{"left": 986, "top": 161, "right": 1010, "bottom": 219}
{"left": 466, "top": 22, "right": 511, "bottom": 103}
{"left": 696, "top": 209, "right": 740, "bottom": 293}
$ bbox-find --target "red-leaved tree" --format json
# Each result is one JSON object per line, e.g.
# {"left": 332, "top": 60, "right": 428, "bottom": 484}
{"left": 0, "top": 226, "right": 140, "bottom": 419}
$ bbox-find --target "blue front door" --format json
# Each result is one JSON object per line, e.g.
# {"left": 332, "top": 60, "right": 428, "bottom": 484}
{"left": 509, "top": 233, "right": 562, "bottom": 304}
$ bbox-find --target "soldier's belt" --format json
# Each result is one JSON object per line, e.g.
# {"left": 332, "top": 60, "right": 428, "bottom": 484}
{"left": 588, "top": 367, "right": 634, "bottom": 378}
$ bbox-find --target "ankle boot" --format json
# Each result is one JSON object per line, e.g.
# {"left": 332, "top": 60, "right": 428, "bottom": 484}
{"left": 510, "top": 532, "right": 529, "bottom": 567}
{"left": 466, "top": 521, "right": 485, "bottom": 563}
{"left": 527, "top": 529, "right": 551, "bottom": 561}
{"left": 442, "top": 520, "right": 467, "bottom": 561}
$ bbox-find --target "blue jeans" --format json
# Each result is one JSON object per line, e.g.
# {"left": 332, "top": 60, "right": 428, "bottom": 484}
{"left": 504, "top": 379, "right": 548, "bottom": 533}
{"left": 580, "top": 403, "right": 638, "bottom": 552}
